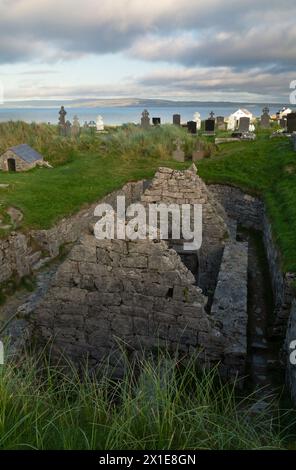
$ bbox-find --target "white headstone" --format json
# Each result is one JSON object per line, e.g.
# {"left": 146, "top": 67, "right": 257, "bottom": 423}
{"left": 193, "top": 112, "right": 201, "bottom": 130}
{"left": 96, "top": 115, "right": 104, "bottom": 131}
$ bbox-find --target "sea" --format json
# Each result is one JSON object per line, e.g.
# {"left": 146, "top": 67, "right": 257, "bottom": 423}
{"left": 0, "top": 103, "right": 285, "bottom": 126}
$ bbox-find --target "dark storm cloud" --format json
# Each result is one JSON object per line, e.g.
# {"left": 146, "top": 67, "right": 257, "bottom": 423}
{"left": 0, "top": 0, "right": 295, "bottom": 101}
{"left": 0, "top": 0, "right": 295, "bottom": 68}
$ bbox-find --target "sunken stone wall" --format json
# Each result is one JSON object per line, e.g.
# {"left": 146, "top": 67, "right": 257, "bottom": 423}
{"left": 211, "top": 241, "right": 249, "bottom": 379}
{"left": 209, "top": 183, "right": 296, "bottom": 337}
{"left": 208, "top": 184, "right": 264, "bottom": 230}
{"left": 141, "top": 166, "right": 229, "bottom": 295}
{"left": 31, "top": 234, "right": 228, "bottom": 377}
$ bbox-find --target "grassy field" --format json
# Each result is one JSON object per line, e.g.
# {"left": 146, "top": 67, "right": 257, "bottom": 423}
{"left": 0, "top": 123, "right": 296, "bottom": 450}
{"left": 0, "top": 123, "right": 194, "bottom": 231}
{"left": 0, "top": 122, "right": 295, "bottom": 271}
{"left": 198, "top": 130, "right": 296, "bottom": 272}
{"left": 0, "top": 350, "right": 294, "bottom": 450}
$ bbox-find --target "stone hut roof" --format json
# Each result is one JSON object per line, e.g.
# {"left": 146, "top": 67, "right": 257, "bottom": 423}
{"left": 8, "top": 144, "right": 43, "bottom": 163}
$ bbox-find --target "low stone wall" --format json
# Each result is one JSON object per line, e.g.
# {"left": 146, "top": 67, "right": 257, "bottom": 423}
{"left": 0, "top": 181, "right": 146, "bottom": 285}
{"left": 208, "top": 184, "right": 264, "bottom": 230}
{"left": 209, "top": 183, "right": 296, "bottom": 403}
{"left": 209, "top": 184, "right": 295, "bottom": 336}
{"left": 211, "top": 241, "right": 249, "bottom": 379}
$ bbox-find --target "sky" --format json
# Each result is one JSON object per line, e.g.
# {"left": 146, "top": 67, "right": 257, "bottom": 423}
{"left": 0, "top": 0, "right": 295, "bottom": 103}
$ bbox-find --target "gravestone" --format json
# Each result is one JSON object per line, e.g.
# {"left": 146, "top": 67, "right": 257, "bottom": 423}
{"left": 260, "top": 107, "right": 270, "bottom": 129}
{"left": 71, "top": 115, "right": 80, "bottom": 137}
{"left": 216, "top": 116, "right": 226, "bottom": 130}
{"left": 238, "top": 117, "right": 250, "bottom": 132}
{"left": 83, "top": 121, "right": 89, "bottom": 129}
{"left": 141, "top": 109, "right": 150, "bottom": 129}
{"left": 193, "top": 112, "right": 201, "bottom": 130}
{"left": 96, "top": 115, "right": 104, "bottom": 131}
{"left": 65, "top": 120, "right": 72, "bottom": 137}
{"left": 204, "top": 119, "right": 215, "bottom": 134}
{"left": 287, "top": 113, "right": 296, "bottom": 133}
{"left": 173, "top": 114, "right": 181, "bottom": 126}
{"left": 58, "top": 106, "right": 67, "bottom": 136}
{"left": 187, "top": 120, "right": 197, "bottom": 134}
{"left": 279, "top": 118, "right": 287, "bottom": 130}
{"left": 192, "top": 141, "right": 206, "bottom": 162}
{"left": 172, "top": 138, "right": 185, "bottom": 162}
{"left": 152, "top": 117, "right": 161, "bottom": 126}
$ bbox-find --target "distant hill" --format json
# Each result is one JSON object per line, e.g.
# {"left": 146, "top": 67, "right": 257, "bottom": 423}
{"left": 0, "top": 98, "right": 286, "bottom": 109}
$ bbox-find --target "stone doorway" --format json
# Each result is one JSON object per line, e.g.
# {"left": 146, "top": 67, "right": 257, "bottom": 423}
{"left": 7, "top": 158, "right": 16, "bottom": 172}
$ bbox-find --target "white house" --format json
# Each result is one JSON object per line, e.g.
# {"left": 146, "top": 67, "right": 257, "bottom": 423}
{"left": 227, "top": 108, "right": 253, "bottom": 131}
{"left": 278, "top": 107, "right": 292, "bottom": 118}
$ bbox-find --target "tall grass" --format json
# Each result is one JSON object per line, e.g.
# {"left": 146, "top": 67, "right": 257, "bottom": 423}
{"left": 0, "top": 349, "right": 293, "bottom": 450}
{"left": 0, "top": 121, "right": 102, "bottom": 166}
{"left": 102, "top": 124, "right": 214, "bottom": 161}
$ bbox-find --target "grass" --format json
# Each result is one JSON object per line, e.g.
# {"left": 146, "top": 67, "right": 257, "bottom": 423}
{"left": 0, "top": 350, "right": 294, "bottom": 450}
{"left": 198, "top": 129, "right": 296, "bottom": 272}
{"left": 0, "top": 123, "right": 193, "bottom": 230}
{"left": 0, "top": 123, "right": 295, "bottom": 271}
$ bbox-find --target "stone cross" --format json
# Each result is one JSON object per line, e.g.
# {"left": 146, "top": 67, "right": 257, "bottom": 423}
{"left": 141, "top": 109, "right": 150, "bottom": 129}
{"left": 260, "top": 107, "right": 270, "bottom": 129}
{"left": 71, "top": 115, "right": 80, "bottom": 137}
{"left": 209, "top": 111, "right": 215, "bottom": 119}
{"left": 58, "top": 106, "right": 67, "bottom": 126}
{"left": 58, "top": 106, "right": 67, "bottom": 136}
{"left": 65, "top": 120, "right": 72, "bottom": 137}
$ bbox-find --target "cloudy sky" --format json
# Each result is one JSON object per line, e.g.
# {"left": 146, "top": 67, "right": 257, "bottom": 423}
{"left": 0, "top": 0, "right": 295, "bottom": 102}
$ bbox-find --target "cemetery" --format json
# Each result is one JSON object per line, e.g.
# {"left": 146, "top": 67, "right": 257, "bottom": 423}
{"left": 1, "top": 0, "right": 296, "bottom": 455}
{"left": 0, "top": 108, "right": 296, "bottom": 450}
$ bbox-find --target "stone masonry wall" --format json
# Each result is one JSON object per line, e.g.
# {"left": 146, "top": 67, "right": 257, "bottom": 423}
{"left": 31, "top": 234, "right": 230, "bottom": 377}
{"left": 0, "top": 181, "right": 146, "bottom": 285}
{"left": 141, "top": 166, "right": 229, "bottom": 295}
{"left": 211, "top": 241, "right": 249, "bottom": 379}
{"left": 0, "top": 150, "right": 39, "bottom": 172}
{"left": 209, "top": 183, "right": 296, "bottom": 403}
{"left": 209, "top": 184, "right": 264, "bottom": 230}
{"left": 209, "top": 184, "right": 296, "bottom": 335}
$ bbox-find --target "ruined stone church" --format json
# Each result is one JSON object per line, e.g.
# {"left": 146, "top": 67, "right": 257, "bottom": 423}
{"left": 30, "top": 165, "right": 248, "bottom": 381}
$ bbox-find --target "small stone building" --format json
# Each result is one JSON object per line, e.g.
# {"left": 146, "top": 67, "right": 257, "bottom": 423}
{"left": 0, "top": 144, "right": 44, "bottom": 172}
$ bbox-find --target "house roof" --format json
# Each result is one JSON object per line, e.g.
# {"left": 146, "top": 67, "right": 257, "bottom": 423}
{"left": 229, "top": 108, "right": 253, "bottom": 118}
{"left": 8, "top": 144, "right": 43, "bottom": 163}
